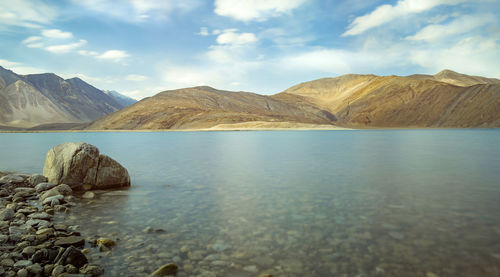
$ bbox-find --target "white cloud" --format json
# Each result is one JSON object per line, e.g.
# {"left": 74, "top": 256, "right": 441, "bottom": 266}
{"left": 72, "top": 0, "right": 200, "bottom": 22}
{"left": 0, "top": 60, "right": 47, "bottom": 74}
{"left": 97, "top": 50, "right": 130, "bottom": 62}
{"left": 0, "top": 0, "right": 58, "bottom": 28}
{"left": 198, "top": 27, "right": 209, "bottom": 36}
{"left": 42, "top": 29, "right": 73, "bottom": 39}
{"left": 125, "top": 74, "right": 148, "bottom": 81}
{"left": 22, "top": 36, "right": 42, "bottom": 44}
{"left": 410, "top": 36, "right": 500, "bottom": 77}
{"left": 44, "top": 40, "right": 87, "bottom": 53}
{"left": 0, "top": 59, "right": 22, "bottom": 67}
{"left": 78, "top": 50, "right": 99, "bottom": 56}
{"left": 22, "top": 36, "right": 44, "bottom": 48}
{"left": 216, "top": 29, "right": 258, "bottom": 45}
{"left": 342, "top": 0, "right": 468, "bottom": 36}
{"left": 406, "top": 14, "right": 496, "bottom": 42}
{"left": 214, "top": 0, "right": 307, "bottom": 21}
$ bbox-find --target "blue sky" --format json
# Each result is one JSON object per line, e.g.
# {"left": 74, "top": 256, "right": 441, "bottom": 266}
{"left": 0, "top": 0, "right": 499, "bottom": 99}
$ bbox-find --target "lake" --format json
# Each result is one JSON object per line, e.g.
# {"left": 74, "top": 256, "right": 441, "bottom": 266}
{"left": 1, "top": 130, "right": 499, "bottom": 276}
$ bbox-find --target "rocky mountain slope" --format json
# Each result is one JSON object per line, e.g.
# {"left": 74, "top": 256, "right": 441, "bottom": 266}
{"left": 89, "top": 70, "right": 499, "bottom": 130}
{"left": 278, "top": 70, "right": 500, "bottom": 128}
{"left": 0, "top": 66, "right": 131, "bottom": 128}
{"left": 88, "top": 86, "right": 336, "bottom": 130}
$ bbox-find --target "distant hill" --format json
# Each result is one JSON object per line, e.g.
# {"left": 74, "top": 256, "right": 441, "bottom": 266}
{"left": 0, "top": 66, "right": 130, "bottom": 128}
{"left": 89, "top": 70, "right": 500, "bottom": 130}
{"left": 88, "top": 86, "right": 335, "bottom": 130}
{"left": 103, "top": 90, "right": 137, "bottom": 107}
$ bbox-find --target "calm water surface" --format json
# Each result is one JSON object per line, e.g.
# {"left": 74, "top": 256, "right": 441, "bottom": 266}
{"left": 1, "top": 130, "right": 499, "bottom": 276}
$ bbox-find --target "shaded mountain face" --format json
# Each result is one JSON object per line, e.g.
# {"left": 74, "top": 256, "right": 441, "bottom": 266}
{"left": 103, "top": 90, "right": 137, "bottom": 107}
{"left": 0, "top": 66, "right": 128, "bottom": 128}
{"left": 88, "top": 86, "right": 336, "bottom": 130}
{"left": 90, "top": 70, "right": 499, "bottom": 130}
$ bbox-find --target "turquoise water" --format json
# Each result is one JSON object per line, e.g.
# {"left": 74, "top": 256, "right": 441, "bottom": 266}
{"left": 1, "top": 130, "right": 499, "bottom": 276}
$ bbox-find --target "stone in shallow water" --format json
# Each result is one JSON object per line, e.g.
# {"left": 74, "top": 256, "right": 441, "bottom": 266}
{"left": 150, "top": 263, "right": 178, "bottom": 276}
{"left": 243, "top": 265, "right": 259, "bottom": 273}
{"left": 54, "top": 236, "right": 85, "bottom": 247}
{"left": 388, "top": 231, "right": 405, "bottom": 240}
{"left": 80, "top": 264, "right": 105, "bottom": 276}
{"left": 82, "top": 191, "right": 95, "bottom": 199}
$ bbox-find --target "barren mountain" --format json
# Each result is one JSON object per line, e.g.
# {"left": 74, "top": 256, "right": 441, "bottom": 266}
{"left": 89, "top": 70, "right": 499, "bottom": 130}
{"left": 0, "top": 66, "right": 131, "bottom": 128}
{"left": 279, "top": 72, "right": 500, "bottom": 128}
{"left": 88, "top": 86, "right": 336, "bottom": 130}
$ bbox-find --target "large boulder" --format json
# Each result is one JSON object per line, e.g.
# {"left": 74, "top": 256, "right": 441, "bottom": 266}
{"left": 43, "top": 142, "right": 130, "bottom": 190}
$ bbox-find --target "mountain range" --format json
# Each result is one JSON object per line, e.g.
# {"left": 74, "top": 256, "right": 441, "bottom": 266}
{"left": 89, "top": 70, "right": 500, "bottom": 130}
{"left": 0, "top": 66, "right": 136, "bottom": 129}
{"left": 0, "top": 66, "right": 498, "bottom": 130}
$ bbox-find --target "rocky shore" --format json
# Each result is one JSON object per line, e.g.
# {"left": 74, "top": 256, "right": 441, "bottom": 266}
{"left": 0, "top": 172, "right": 107, "bottom": 277}
{"left": 0, "top": 142, "right": 181, "bottom": 277}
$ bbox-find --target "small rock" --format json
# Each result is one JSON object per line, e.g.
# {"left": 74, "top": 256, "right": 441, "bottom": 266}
{"left": 0, "top": 208, "right": 14, "bottom": 221}
{"left": 17, "top": 268, "right": 28, "bottom": 277}
{"left": 96, "top": 238, "right": 116, "bottom": 247}
{"left": 40, "top": 188, "right": 62, "bottom": 201}
{"left": 0, "top": 174, "right": 25, "bottom": 184}
{"left": 427, "top": 273, "right": 439, "bottom": 277}
{"left": 35, "top": 182, "right": 56, "bottom": 193}
{"left": 65, "top": 264, "right": 78, "bottom": 273}
{"left": 32, "top": 249, "right": 48, "bottom": 263}
{"left": 44, "top": 264, "right": 54, "bottom": 275}
{"left": 56, "top": 246, "right": 88, "bottom": 268}
{"left": 36, "top": 227, "right": 54, "bottom": 236}
{"left": 388, "top": 231, "right": 405, "bottom": 240}
{"left": 27, "top": 263, "right": 43, "bottom": 275}
{"left": 0, "top": 189, "right": 8, "bottom": 197}
{"left": 80, "top": 264, "right": 104, "bottom": 276}
{"left": 51, "top": 264, "right": 64, "bottom": 276}
{"left": 54, "top": 236, "right": 85, "bottom": 247}
{"left": 13, "top": 260, "right": 32, "bottom": 270}
{"left": 22, "top": 246, "right": 36, "bottom": 258}
{"left": 82, "top": 191, "right": 95, "bottom": 199}
{"left": 150, "top": 263, "right": 178, "bottom": 276}
{"left": 28, "top": 212, "right": 52, "bottom": 220}
{"left": 55, "top": 184, "right": 72, "bottom": 195}
{"left": 28, "top": 174, "right": 48, "bottom": 186}
{"left": 144, "top": 226, "right": 153, "bottom": 233}
{"left": 0, "top": 258, "right": 14, "bottom": 267}
{"left": 243, "top": 265, "right": 258, "bottom": 273}
{"left": 0, "top": 234, "right": 8, "bottom": 243}
{"left": 42, "top": 195, "right": 64, "bottom": 205}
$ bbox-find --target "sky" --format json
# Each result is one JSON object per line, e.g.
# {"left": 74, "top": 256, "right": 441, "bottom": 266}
{"left": 0, "top": 0, "right": 499, "bottom": 100}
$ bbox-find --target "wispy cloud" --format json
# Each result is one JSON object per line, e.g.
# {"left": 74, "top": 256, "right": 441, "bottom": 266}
{"left": 42, "top": 29, "right": 73, "bottom": 39}
{"left": 97, "top": 50, "right": 130, "bottom": 62}
{"left": 72, "top": 0, "right": 201, "bottom": 22}
{"left": 0, "top": 0, "right": 58, "bottom": 28}
{"left": 406, "top": 14, "right": 497, "bottom": 42}
{"left": 44, "top": 40, "right": 87, "bottom": 54}
{"left": 216, "top": 29, "right": 258, "bottom": 45}
{"left": 214, "top": 0, "right": 307, "bottom": 21}
{"left": 342, "top": 0, "right": 468, "bottom": 36}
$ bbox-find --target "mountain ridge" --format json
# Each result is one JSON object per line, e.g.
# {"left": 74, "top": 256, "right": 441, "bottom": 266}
{"left": 0, "top": 66, "right": 134, "bottom": 128}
